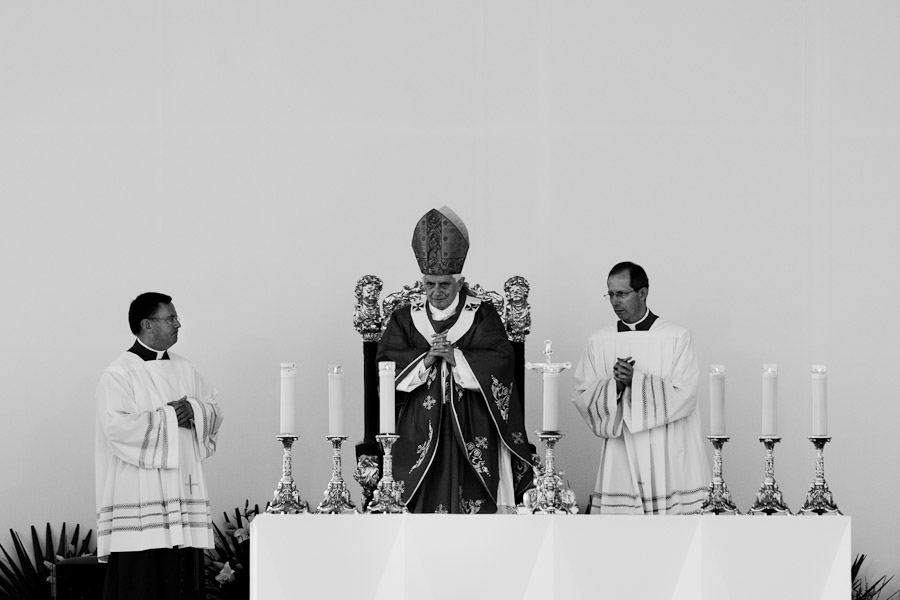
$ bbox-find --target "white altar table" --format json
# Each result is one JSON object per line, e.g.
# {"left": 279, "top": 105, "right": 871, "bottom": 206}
{"left": 250, "top": 513, "right": 850, "bottom": 600}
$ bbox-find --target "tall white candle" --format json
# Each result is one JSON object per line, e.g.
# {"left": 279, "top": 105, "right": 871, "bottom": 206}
{"left": 378, "top": 361, "right": 396, "bottom": 434}
{"left": 761, "top": 364, "right": 778, "bottom": 437}
{"left": 542, "top": 371, "right": 560, "bottom": 431}
{"left": 709, "top": 365, "right": 726, "bottom": 436}
{"left": 280, "top": 363, "right": 296, "bottom": 434}
{"left": 328, "top": 364, "right": 344, "bottom": 437}
{"left": 811, "top": 364, "right": 828, "bottom": 436}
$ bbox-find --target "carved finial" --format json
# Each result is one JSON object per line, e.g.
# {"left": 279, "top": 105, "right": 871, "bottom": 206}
{"left": 381, "top": 281, "right": 424, "bottom": 329}
{"left": 353, "top": 275, "right": 384, "bottom": 342}
{"left": 503, "top": 275, "right": 531, "bottom": 343}
{"left": 468, "top": 283, "right": 503, "bottom": 310}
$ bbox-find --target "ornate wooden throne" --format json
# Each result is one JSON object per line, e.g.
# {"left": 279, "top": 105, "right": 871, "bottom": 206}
{"left": 351, "top": 275, "right": 534, "bottom": 509}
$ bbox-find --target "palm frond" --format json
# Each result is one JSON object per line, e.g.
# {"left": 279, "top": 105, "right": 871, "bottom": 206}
{"left": 0, "top": 523, "right": 95, "bottom": 600}
{"left": 77, "top": 529, "right": 94, "bottom": 557}
{"left": 14, "top": 529, "right": 40, "bottom": 588}
{"left": 0, "top": 529, "right": 43, "bottom": 600}
{"left": 0, "top": 533, "right": 28, "bottom": 582}
{"left": 68, "top": 524, "right": 79, "bottom": 557}
{"left": 853, "top": 553, "right": 900, "bottom": 600}
{"left": 31, "top": 526, "right": 51, "bottom": 580}
{"left": 54, "top": 524, "right": 66, "bottom": 559}
{"left": 0, "top": 541, "right": 33, "bottom": 599}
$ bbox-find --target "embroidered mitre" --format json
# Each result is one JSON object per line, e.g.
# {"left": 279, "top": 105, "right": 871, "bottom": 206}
{"left": 411, "top": 206, "right": 469, "bottom": 275}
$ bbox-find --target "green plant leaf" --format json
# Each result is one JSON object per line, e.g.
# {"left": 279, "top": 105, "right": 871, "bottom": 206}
{"left": 44, "top": 525, "right": 54, "bottom": 566}
{"left": 0, "top": 524, "right": 96, "bottom": 600}
{"left": 68, "top": 524, "right": 80, "bottom": 558}
{"left": 54, "top": 524, "right": 65, "bottom": 559}
{"left": 204, "top": 500, "right": 259, "bottom": 600}
{"left": 0, "top": 549, "right": 33, "bottom": 599}
{"left": 14, "top": 529, "right": 39, "bottom": 586}
{"left": 0, "top": 530, "right": 41, "bottom": 599}
{"left": 77, "top": 529, "right": 94, "bottom": 557}
{"left": 31, "top": 526, "right": 50, "bottom": 582}
{"left": 852, "top": 553, "right": 900, "bottom": 600}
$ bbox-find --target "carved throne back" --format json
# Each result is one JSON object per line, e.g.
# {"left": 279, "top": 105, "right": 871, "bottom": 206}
{"left": 352, "top": 274, "right": 533, "bottom": 509}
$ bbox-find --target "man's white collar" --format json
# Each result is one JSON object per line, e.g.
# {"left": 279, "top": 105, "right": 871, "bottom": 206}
{"left": 429, "top": 300, "right": 459, "bottom": 322}
{"left": 623, "top": 308, "right": 651, "bottom": 330}
{"left": 136, "top": 337, "right": 167, "bottom": 359}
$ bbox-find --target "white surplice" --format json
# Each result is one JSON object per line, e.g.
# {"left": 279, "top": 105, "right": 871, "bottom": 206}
{"left": 95, "top": 351, "right": 223, "bottom": 559}
{"left": 572, "top": 318, "right": 709, "bottom": 514}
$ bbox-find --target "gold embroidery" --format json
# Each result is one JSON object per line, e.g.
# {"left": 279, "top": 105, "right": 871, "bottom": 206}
{"left": 465, "top": 436, "right": 490, "bottom": 476}
{"left": 458, "top": 486, "right": 485, "bottom": 514}
{"left": 491, "top": 376, "right": 511, "bottom": 421}
{"left": 410, "top": 421, "right": 434, "bottom": 473}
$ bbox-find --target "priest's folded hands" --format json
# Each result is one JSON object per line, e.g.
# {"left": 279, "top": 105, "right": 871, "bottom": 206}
{"left": 168, "top": 395, "right": 195, "bottom": 428}
{"left": 424, "top": 332, "right": 456, "bottom": 367}
{"left": 613, "top": 356, "right": 635, "bottom": 394}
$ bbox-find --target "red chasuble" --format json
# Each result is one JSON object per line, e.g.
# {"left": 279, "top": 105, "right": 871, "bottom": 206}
{"left": 377, "top": 292, "right": 534, "bottom": 513}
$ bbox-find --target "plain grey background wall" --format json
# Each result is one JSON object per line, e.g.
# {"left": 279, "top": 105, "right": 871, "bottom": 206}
{"left": 2, "top": 0, "right": 898, "bottom": 583}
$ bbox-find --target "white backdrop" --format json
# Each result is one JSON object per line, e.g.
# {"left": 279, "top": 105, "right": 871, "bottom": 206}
{"left": 2, "top": 0, "right": 898, "bottom": 585}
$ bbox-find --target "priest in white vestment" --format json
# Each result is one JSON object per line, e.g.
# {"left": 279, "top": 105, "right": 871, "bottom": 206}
{"left": 572, "top": 262, "right": 708, "bottom": 514}
{"left": 95, "top": 292, "right": 223, "bottom": 599}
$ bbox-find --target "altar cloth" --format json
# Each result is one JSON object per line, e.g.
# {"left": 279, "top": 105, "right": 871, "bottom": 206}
{"left": 250, "top": 513, "right": 850, "bottom": 599}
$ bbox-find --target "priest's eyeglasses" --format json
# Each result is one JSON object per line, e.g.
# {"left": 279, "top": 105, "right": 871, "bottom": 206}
{"left": 148, "top": 315, "right": 180, "bottom": 324}
{"left": 603, "top": 290, "right": 636, "bottom": 300}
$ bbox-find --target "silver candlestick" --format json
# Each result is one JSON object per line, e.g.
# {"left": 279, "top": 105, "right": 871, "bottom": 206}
{"left": 315, "top": 435, "right": 359, "bottom": 514}
{"left": 799, "top": 436, "right": 842, "bottom": 515}
{"left": 748, "top": 437, "right": 791, "bottom": 516}
{"left": 266, "top": 435, "right": 310, "bottom": 514}
{"left": 522, "top": 431, "right": 578, "bottom": 514}
{"left": 522, "top": 340, "right": 575, "bottom": 514}
{"left": 366, "top": 434, "right": 408, "bottom": 514}
{"left": 700, "top": 436, "right": 740, "bottom": 515}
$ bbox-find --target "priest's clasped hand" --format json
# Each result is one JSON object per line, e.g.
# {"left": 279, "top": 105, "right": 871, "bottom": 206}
{"left": 424, "top": 332, "right": 456, "bottom": 368}
{"left": 614, "top": 357, "right": 635, "bottom": 394}
{"left": 168, "top": 396, "right": 195, "bottom": 428}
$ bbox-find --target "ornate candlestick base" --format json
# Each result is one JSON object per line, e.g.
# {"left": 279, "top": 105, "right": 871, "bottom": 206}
{"left": 353, "top": 452, "right": 380, "bottom": 512}
{"left": 522, "top": 431, "right": 578, "bottom": 514}
{"left": 316, "top": 435, "right": 359, "bottom": 514}
{"left": 748, "top": 437, "right": 791, "bottom": 516}
{"left": 266, "top": 435, "right": 310, "bottom": 514}
{"left": 700, "top": 436, "right": 741, "bottom": 515}
{"left": 366, "top": 434, "right": 408, "bottom": 514}
{"left": 800, "top": 437, "right": 842, "bottom": 515}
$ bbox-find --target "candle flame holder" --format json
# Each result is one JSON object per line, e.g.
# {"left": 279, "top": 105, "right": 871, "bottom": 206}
{"left": 522, "top": 431, "right": 578, "bottom": 514}
{"left": 700, "top": 436, "right": 741, "bottom": 515}
{"left": 748, "top": 437, "right": 792, "bottom": 516}
{"left": 366, "top": 434, "right": 408, "bottom": 514}
{"left": 266, "top": 435, "right": 310, "bottom": 514}
{"left": 799, "top": 436, "right": 842, "bottom": 515}
{"left": 315, "top": 435, "right": 359, "bottom": 514}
